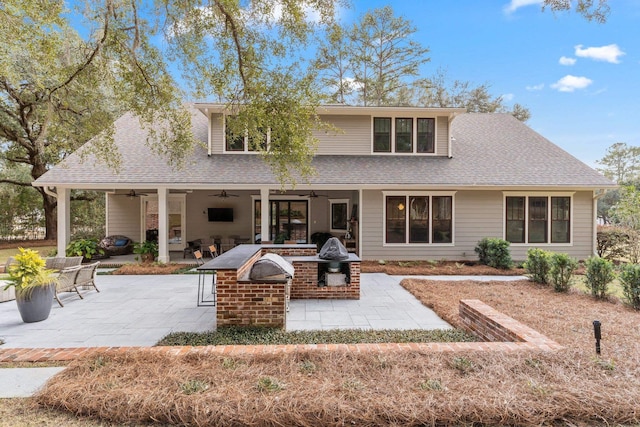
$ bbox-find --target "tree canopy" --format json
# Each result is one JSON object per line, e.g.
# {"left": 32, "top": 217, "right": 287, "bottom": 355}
{"left": 0, "top": 0, "right": 341, "bottom": 238}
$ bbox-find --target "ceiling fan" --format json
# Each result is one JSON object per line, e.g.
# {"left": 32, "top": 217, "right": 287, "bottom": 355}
{"left": 299, "top": 190, "right": 328, "bottom": 198}
{"left": 208, "top": 190, "right": 239, "bottom": 198}
{"left": 114, "top": 190, "right": 148, "bottom": 198}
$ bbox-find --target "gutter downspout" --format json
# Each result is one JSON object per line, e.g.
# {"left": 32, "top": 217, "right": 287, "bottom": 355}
{"left": 207, "top": 108, "right": 212, "bottom": 157}
{"left": 593, "top": 189, "right": 607, "bottom": 256}
{"left": 448, "top": 113, "right": 460, "bottom": 159}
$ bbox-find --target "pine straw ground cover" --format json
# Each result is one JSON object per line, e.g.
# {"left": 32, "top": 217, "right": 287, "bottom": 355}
{"left": 360, "top": 260, "right": 527, "bottom": 276}
{"left": 32, "top": 279, "right": 640, "bottom": 426}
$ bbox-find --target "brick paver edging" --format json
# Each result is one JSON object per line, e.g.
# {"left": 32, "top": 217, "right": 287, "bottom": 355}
{"left": 0, "top": 299, "right": 562, "bottom": 363}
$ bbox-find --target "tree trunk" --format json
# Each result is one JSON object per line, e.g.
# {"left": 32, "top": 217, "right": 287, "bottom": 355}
{"left": 32, "top": 156, "right": 58, "bottom": 241}
{"left": 43, "top": 191, "right": 57, "bottom": 241}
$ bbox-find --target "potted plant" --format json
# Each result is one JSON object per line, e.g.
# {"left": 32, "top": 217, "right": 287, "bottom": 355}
{"left": 3, "top": 248, "right": 59, "bottom": 323}
{"left": 133, "top": 240, "right": 159, "bottom": 263}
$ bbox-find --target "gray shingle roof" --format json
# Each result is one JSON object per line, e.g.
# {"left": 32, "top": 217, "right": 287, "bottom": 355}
{"left": 34, "top": 108, "right": 614, "bottom": 189}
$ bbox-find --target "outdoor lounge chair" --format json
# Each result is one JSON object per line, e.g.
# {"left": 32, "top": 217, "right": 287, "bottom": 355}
{"left": 54, "top": 262, "right": 100, "bottom": 307}
{"left": 99, "top": 235, "right": 133, "bottom": 256}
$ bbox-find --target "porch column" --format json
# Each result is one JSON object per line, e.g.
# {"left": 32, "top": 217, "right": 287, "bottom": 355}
{"left": 157, "top": 187, "right": 170, "bottom": 263}
{"left": 56, "top": 187, "right": 71, "bottom": 257}
{"left": 260, "top": 187, "right": 270, "bottom": 242}
{"left": 357, "top": 188, "right": 362, "bottom": 258}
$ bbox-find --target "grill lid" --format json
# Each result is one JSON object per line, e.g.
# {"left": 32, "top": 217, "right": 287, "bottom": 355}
{"left": 250, "top": 253, "right": 295, "bottom": 280}
{"left": 318, "top": 237, "right": 349, "bottom": 260}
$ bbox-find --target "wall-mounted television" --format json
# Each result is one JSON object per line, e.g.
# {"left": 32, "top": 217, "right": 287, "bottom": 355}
{"left": 208, "top": 207, "right": 234, "bottom": 222}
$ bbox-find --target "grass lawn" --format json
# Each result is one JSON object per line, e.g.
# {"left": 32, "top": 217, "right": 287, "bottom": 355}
{"left": 0, "top": 245, "right": 56, "bottom": 266}
{"left": 573, "top": 275, "right": 625, "bottom": 299}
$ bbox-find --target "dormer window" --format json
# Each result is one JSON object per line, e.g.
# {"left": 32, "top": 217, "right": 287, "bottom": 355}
{"left": 373, "top": 117, "right": 435, "bottom": 154}
{"left": 225, "top": 115, "right": 268, "bottom": 152}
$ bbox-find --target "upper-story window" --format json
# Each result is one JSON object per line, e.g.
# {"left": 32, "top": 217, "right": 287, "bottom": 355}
{"left": 225, "top": 115, "right": 268, "bottom": 152}
{"left": 373, "top": 117, "right": 435, "bottom": 154}
{"left": 373, "top": 117, "right": 391, "bottom": 152}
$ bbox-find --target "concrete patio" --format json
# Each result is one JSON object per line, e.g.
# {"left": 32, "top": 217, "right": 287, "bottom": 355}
{"left": 0, "top": 273, "right": 452, "bottom": 348}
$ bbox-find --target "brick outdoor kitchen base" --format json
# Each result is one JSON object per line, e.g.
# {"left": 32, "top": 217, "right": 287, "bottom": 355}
{"left": 198, "top": 244, "right": 361, "bottom": 329}
{"left": 0, "top": 298, "right": 562, "bottom": 363}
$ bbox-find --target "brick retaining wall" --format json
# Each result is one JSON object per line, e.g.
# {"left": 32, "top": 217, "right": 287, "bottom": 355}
{"left": 459, "top": 299, "right": 561, "bottom": 350}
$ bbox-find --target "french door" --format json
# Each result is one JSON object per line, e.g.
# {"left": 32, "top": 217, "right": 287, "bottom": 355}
{"left": 254, "top": 199, "right": 308, "bottom": 243}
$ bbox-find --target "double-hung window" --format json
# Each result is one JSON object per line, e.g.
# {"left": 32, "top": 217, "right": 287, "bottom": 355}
{"left": 504, "top": 194, "right": 572, "bottom": 244}
{"left": 225, "top": 116, "right": 269, "bottom": 152}
{"left": 384, "top": 193, "right": 454, "bottom": 244}
{"left": 373, "top": 117, "right": 435, "bottom": 154}
{"left": 373, "top": 118, "right": 391, "bottom": 152}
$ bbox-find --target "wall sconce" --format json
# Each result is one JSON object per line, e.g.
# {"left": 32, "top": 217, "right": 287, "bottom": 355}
{"left": 398, "top": 202, "right": 405, "bottom": 211}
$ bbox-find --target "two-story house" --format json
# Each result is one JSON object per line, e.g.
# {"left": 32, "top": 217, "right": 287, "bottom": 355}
{"left": 34, "top": 103, "right": 615, "bottom": 262}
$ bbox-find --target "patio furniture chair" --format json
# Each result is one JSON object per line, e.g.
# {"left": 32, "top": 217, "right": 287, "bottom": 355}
{"left": 193, "top": 250, "right": 205, "bottom": 266}
{"left": 45, "top": 256, "right": 83, "bottom": 271}
{"left": 220, "top": 237, "right": 235, "bottom": 253}
{"left": 54, "top": 262, "right": 100, "bottom": 307}
{"left": 201, "top": 244, "right": 217, "bottom": 258}
{"left": 99, "top": 235, "right": 133, "bottom": 256}
{"left": 183, "top": 239, "right": 202, "bottom": 258}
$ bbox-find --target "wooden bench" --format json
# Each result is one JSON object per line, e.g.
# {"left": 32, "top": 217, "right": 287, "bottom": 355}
{"left": 55, "top": 262, "right": 101, "bottom": 307}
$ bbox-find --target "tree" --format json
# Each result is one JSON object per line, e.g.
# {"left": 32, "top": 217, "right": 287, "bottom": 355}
{"left": 347, "top": 5, "right": 430, "bottom": 106}
{"left": 412, "top": 69, "right": 531, "bottom": 121}
{"left": 611, "top": 185, "right": 640, "bottom": 229}
{"left": 596, "top": 142, "right": 640, "bottom": 184}
{"left": 314, "top": 24, "right": 354, "bottom": 104}
{"left": 542, "top": 0, "right": 610, "bottom": 23}
{"left": 1, "top": 0, "right": 340, "bottom": 239}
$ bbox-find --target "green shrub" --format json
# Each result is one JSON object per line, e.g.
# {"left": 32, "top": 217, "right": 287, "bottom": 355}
{"left": 66, "top": 238, "right": 104, "bottom": 260}
{"left": 596, "top": 226, "right": 630, "bottom": 260}
{"left": 474, "top": 237, "right": 512, "bottom": 269}
{"left": 524, "top": 248, "right": 551, "bottom": 284}
{"left": 619, "top": 263, "right": 640, "bottom": 310}
{"left": 549, "top": 253, "right": 578, "bottom": 292}
{"left": 584, "top": 256, "right": 616, "bottom": 299}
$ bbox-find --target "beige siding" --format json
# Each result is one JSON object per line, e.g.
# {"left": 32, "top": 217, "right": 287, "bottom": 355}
{"left": 208, "top": 113, "right": 450, "bottom": 157}
{"left": 107, "top": 195, "right": 141, "bottom": 240}
{"left": 436, "top": 116, "right": 449, "bottom": 156}
{"left": 360, "top": 190, "right": 595, "bottom": 261}
{"left": 209, "top": 113, "right": 224, "bottom": 155}
{"left": 314, "top": 115, "right": 371, "bottom": 155}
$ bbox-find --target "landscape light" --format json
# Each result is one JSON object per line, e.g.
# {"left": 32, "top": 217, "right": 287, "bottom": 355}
{"left": 593, "top": 320, "right": 601, "bottom": 355}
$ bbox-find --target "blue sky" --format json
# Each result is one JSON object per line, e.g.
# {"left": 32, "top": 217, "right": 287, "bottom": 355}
{"left": 339, "top": 0, "right": 639, "bottom": 168}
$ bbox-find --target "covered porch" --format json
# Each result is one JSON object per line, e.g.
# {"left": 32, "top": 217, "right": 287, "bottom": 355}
{"left": 52, "top": 187, "right": 361, "bottom": 263}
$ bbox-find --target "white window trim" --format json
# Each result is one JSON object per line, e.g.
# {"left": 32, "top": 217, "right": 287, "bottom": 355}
{"left": 382, "top": 191, "right": 456, "bottom": 246}
{"left": 502, "top": 192, "right": 575, "bottom": 246}
{"left": 223, "top": 114, "right": 270, "bottom": 153}
{"left": 329, "top": 198, "right": 350, "bottom": 233}
{"left": 371, "top": 116, "right": 438, "bottom": 155}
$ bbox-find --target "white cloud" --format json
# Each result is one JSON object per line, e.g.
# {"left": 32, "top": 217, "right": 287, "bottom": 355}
{"left": 526, "top": 83, "right": 544, "bottom": 91}
{"left": 559, "top": 56, "right": 576, "bottom": 66}
{"left": 574, "top": 44, "right": 625, "bottom": 64}
{"left": 551, "top": 75, "right": 593, "bottom": 92}
{"left": 503, "top": 0, "right": 543, "bottom": 14}
{"left": 502, "top": 93, "right": 515, "bottom": 102}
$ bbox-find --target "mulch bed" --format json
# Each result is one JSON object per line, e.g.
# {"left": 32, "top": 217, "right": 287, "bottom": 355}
{"left": 361, "top": 260, "right": 526, "bottom": 276}
{"left": 34, "top": 278, "right": 640, "bottom": 426}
